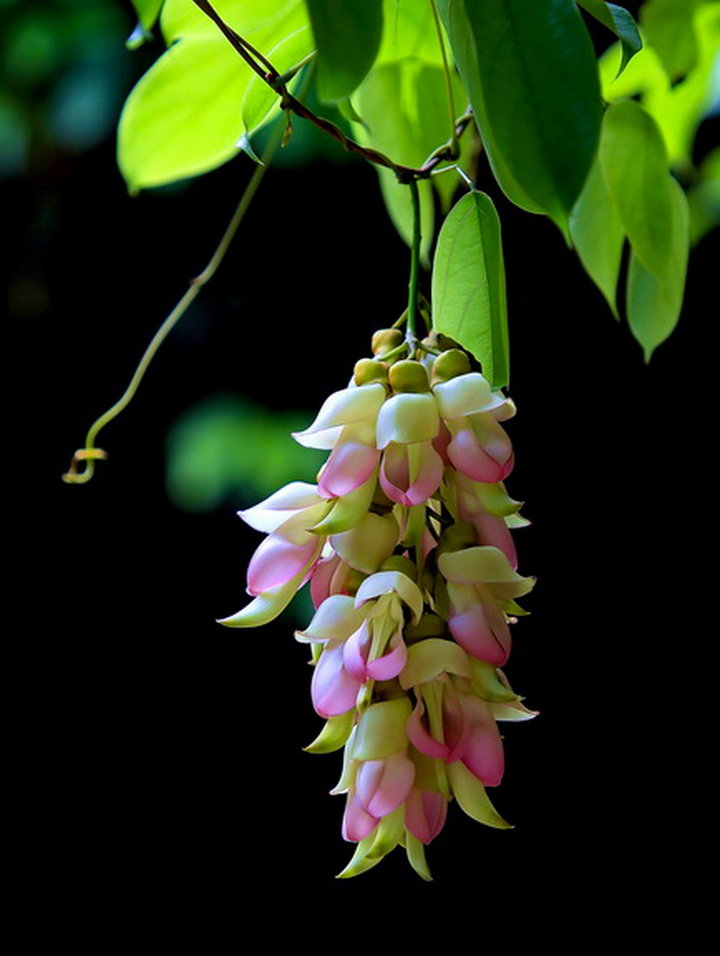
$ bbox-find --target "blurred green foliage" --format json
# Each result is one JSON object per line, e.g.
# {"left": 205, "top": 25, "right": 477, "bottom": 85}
{"left": 0, "top": 0, "right": 133, "bottom": 177}
{"left": 166, "top": 394, "right": 326, "bottom": 512}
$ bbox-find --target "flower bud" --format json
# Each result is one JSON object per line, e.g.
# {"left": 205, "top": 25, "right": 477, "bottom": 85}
{"left": 354, "top": 358, "right": 388, "bottom": 387}
{"left": 371, "top": 328, "right": 404, "bottom": 356}
{"left": 431, "top": 348, "right": 472, "bottom": 385}
{"left": 388, "top": 359, "right": 430, "bottom": 394}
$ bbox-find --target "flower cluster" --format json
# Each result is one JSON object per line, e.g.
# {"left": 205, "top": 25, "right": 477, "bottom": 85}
{"left": 221, "top": 328, "right": 535, "bottom": 879}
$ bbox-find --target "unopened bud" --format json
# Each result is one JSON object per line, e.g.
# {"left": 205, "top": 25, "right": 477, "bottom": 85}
{"left": 353, "top": 358, "right": 388, "bottom": 386}
{"left": 431, "top": 348, "right": 471, "bottom": 385}
{"left": 371, "top": 328, "right": 404, "bottom": 356}
{"left": 388, "top": 359, "right": 429, "bottom": 393}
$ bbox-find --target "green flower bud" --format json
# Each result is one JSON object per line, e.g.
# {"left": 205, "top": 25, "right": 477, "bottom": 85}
{"left": 388, "top": 359, "right": 430, "bottom": 393}
{"left": 431, "top": 348, "right": 472, "bottom": 385}
{"left": 353, "top": 358, "right": 388, "bottom": 386}
{"left": 380, "top": 554, "right": 417, "bottom": 578}
{"left": 371, "top": 328, "right": 404, "bottom": 356}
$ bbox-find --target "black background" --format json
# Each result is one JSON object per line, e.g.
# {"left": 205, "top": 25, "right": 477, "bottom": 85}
{"left": 9, "top": 7, "right": 716, "bottom": 928}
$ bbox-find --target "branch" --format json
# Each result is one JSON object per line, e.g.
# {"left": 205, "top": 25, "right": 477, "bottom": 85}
{"left": 191, "top": 0, "right": 473, "bottom": 183}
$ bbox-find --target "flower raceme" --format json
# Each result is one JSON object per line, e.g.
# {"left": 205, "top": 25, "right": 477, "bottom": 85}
{"left": 221, "top": 330, "right": 535, "bottom": 879}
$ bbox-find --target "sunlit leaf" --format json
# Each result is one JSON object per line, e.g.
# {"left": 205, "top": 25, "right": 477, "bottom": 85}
{"left": 440, "top": 0, "right": 601, "bottom": 230}
{"left": 160, "top": 0, "right": 306, "bottom": 44}
{"left": 569, "top": 150, "right": 626, "bottom": 317}
{"left": 599, "top": 100, "right": 675, "bottom": 279}
{"left": 576, "top": 0, "right": 642, "bottom": 75}
{"left": 432, "top": 191, "right": 509, "bottom": 388}
{"left": 641, "top": 0, "right": 703, "bottom": 81}
{"left": 376, "top": 0, "right": 445, "bottom": 66}
{"left": 306, "top": 0, "right": 383, "bottom": 101}
{"left": 118, "top": 36, "right": 251, "bottom": 190}
{"left": 627, "top": 177, "right": 689, "bottom": 361}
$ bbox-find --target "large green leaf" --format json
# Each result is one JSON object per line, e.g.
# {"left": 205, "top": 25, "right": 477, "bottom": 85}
{"left": 431, "top": 191, "right": 510, "bottom": 388}
{"left": 376, "top": 0, "right": 444, "bottom": 65}
{"left": 569, "top": 151, "right": 626, "bottom": 317}
{"left": 119, "top": 0, "right": 309, "bottom": 189}
{"left": 441, "top": 0, "right": 601, "bottom": 229}
{"left": 576, "top": 0, "right": 642, "bottom": 75}
{"left": 160, "top": 0, "right": 305, "bottom": 45}
{"left": 437, "top": 0, "right": 543, "bottom": 216}
{"left": 627, "top": 177, "right": 689, "bottom": 361}
{"left": 118, "top": 36, "right": 252, "bottom": 190}
{"left": 599, "top": 100, "right": 675, "bottom": 279}
{"left": 305, "top": 0, "right": 383, "bottom": 101}
{"left": 641, "top": 0, "right": 703, "bottom": 81}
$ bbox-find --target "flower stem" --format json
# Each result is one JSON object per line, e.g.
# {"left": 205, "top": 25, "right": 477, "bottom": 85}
{"left": 406, "top": 179, "right": 422, "bottom": 346}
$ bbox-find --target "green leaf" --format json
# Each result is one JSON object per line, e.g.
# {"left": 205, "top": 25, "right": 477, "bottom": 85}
{"left": 627, "top": 177, "right": 689, "bottom": 361}
{"left": 241, "top": 25, "right": 312, "bottom": 137}
{"left": 118, "top": 36, "right": 251, "bottom": 190}
{"left": 440, "top": 0, "right": 601, "bottom": 229}
{"left": 437, "top": 0, "right": 543, "bottom": 216}
{"left": 432, "top": 191, "right": 510, "bottom": 388}
{"left": 119, "top": 1, "right": 310, "bottom": 189}
{"left": 641, "top": 0, "right": 703, "bottom": 81}
{"left": 569, "top": 151, "right": 626, "bottom": 317}
{"left": 352, "top": 60, "right": 453, "bottom": 264}
{"left": 376, "top": 0, "right": 445, "bottom": 65}
{"left": 305, "top": 0, "right": 383, "bottom": 101}
{"left": 576, "top": 0, "right": 642, "bottom": 75}
{"left": 688, "top": 148, "right": 720, "bottom": 246}
{"left": 599, "top": 100, "right": 675, "bottom": 279}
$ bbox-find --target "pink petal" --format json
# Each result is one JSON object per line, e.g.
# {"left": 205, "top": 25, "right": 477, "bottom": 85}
{"left": 471, "top": 512, "right": 518, "bottom": 569}
{"left": 432, "top": 420, "right": 451, "bottom": 463}
{"left": 447, "top": 426, "right": 508, "bottom": 483}
{"left": 459, "top": 695, "right": 505, "bottom": 787}
{"left": 407, "top": 698, "right": 449, "bottom": 760}
{"left": 442, "top": 682, "right": 472, "bottom": 764}
{"left": 310, "top": 555, "right": 340, "bottom": 608}
{"left": 448, "top": 602, "right": 511, "bottom": 665}
{"left": 343, "top": 621, "right": 372, "bottom": 683}
{"left": 342, "top": 791, "right": 379, "bottom": 842}
{"left": 311, "top": 644, "right": 361, "bottom": 717}
{"left": 357, "top": 753, "right": 415, "bottom": 818}
{"left": 247, "top": 532, "right": 318, "bottom": 595}
{"left": 405, "top": 789, "right": 448, "bottom": 844}
{"left": 318, "top": 442, "right": 380, "bottom": 498}
{"left": 380, "top": 442, "right": 443, "bottom": 507}
{"left": 366, "top": 631, "right": 407, "bottom": 681}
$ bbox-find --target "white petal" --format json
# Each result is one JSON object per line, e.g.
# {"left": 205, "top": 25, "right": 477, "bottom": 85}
{"left": 238, "top": 482, "right": 321, "bottom": 532}
{"left": 376, "top": 393, "right": 439, "bottom": 448}
{"left": 293, "top": 383, "right": 386, "bottom": 449}
{"left": 433, "top": 372, "right": 507, "bottom": 419}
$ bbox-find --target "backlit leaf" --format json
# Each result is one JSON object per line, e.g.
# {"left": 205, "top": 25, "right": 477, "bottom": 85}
{"left": 627, "top": 177, "right": 689, "bottom": 361}
{"left": 569, "top": 150, "right": 626, "bottom": 317}
{"left": 241, "top": 25, "right": 312, "bottom": 138}
{"left": 306, "top": 0, "right": 383, "bottom": 101}
{"left": 599, "top": 100, "right": 674, "bottom": 279}
{"left": 432, "top": 191, "right": 509, "bottom": 388}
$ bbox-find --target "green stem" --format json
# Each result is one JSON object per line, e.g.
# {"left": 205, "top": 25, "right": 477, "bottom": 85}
{"left": 63, "top": 126, "right": 282, "bottom": 485}
{"left": 406, "top": 179, "right": 422, "bottom": 345}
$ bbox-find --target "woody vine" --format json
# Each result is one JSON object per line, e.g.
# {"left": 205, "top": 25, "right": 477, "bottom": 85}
{"left": 63, "top": 0, "right": 718, "bottom": 878}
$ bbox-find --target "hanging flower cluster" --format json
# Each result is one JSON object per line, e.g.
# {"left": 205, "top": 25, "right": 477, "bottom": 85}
{"left": 221, "top": 328, "right": 535, "bottom": 879}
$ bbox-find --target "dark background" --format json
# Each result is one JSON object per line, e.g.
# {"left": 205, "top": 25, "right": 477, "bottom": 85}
{"left": 6, "top": 0, "right": 715, "bottom": 925}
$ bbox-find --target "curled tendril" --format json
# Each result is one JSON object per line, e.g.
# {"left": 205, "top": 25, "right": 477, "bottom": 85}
{"left": 62, "top": 448, "right": 108, "bottom": 484}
